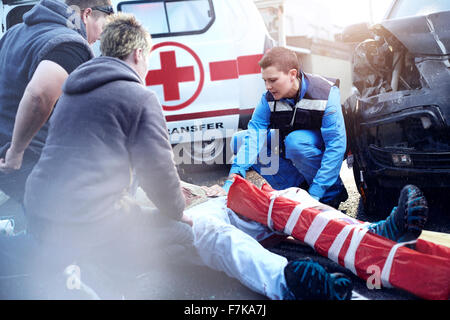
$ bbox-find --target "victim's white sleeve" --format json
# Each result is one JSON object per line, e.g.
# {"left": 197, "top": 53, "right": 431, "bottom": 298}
{"left": 184, "top": 197, "right": 290, "bottom": 300}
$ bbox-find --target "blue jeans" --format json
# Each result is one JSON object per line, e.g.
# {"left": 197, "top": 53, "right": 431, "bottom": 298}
{"left": 232, "top": 129, "right": 344, "bottom": 204}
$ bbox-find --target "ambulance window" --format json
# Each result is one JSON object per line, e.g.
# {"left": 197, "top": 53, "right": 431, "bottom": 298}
{"left": 118, "top": 0, "right": 215, "bottom": 37}
{"left": 166, "top": 0, "right": 211, "bottom": 33}
{"left": 6, "top": 5, "right": 34, "bottom": 30}
{"left": 119, "top": 2, "right": 169, "bottom": 34}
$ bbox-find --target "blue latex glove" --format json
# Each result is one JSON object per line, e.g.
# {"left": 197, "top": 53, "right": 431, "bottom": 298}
{"left": 222, "top": 179, "right": 234, "bottom": 193}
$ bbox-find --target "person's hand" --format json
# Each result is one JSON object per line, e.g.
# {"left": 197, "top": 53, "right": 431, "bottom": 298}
{"left": 0, "top": 146, "right": 24, "bottom": 173}
{"left": 180, "top": 212, "right": 193, "bottom": 227}
{"left": 222, "top": 174, "right": 241, "bottom": 193}
{"left": 222, "top": 179, "right": 232, "bottom": 193}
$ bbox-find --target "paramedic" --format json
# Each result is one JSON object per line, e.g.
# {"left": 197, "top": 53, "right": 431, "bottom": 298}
{"left": 224, "top": 47, "right": 348, "bottom": 209}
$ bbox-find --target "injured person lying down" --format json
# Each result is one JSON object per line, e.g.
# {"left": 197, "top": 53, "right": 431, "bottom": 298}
{"left": 138, "top": 176, "right": 447, "bottom": 301}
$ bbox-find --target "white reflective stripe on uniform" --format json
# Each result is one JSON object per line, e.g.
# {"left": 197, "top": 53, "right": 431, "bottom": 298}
{"left": 268, "top": 101, "right": 292, "bottom": 112}
{"left": 283, "top": 203, "right": 308, "bottom": 236}
{"left": 295, "top": 99, "right": 327, "bottom": 111}
{"left": 268, "top": 99, "right": 328, "bottom": 113}
{"left": 381, "top": 240, "right": 417, "bottom": 288}
{"left": 303, "top": 211, "right": 342, "bottom": 248}
{"left": 344, "top": 227, "right": 370, "bottom": 275}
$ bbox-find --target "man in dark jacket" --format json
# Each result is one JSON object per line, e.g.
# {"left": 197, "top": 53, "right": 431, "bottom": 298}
{"left": 224, "top": 47, "right": 348, "bottom": 209}
{"left": 0, "top": 0, "right": 112, "bottom": 204}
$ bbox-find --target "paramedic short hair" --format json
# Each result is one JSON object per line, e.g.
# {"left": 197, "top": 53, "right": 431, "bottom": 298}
{"left": 100, "top": 13, "right": 152, "bottom": 60}
{"left": 258, "top": 47, "right": 300, "bottom": 74}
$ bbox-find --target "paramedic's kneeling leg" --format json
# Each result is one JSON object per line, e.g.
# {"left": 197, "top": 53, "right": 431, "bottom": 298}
{"left": 224, "top": 47, "right": 348, "bottom": 209}
{"left": 229, "top": 128, "right": 346, "bottom": 207}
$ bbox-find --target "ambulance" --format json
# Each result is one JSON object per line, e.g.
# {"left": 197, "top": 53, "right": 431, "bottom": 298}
{"left": 0, "top": 0, "right": 273, "bottom": 164}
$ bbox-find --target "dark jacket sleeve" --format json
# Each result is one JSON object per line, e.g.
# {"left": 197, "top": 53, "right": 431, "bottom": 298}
{"left": 128, "top": 90, "right": 185, "bottom": 220}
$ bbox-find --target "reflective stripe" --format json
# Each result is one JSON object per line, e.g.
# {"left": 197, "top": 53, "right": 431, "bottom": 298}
{"left": 268, "top": 101, "right": 291, "bottom": 112}
{"left": 283, "top": 203, "right": 307, "bottom": 235}
{"left": 303, "top": 211, "right": 341, "bottom": 248}
{"left": 344, "top": 227, "right": 369, "bottom": 275}
{"left": 268, "top": 99, "right": 328, "bottom": 112}
{"left": 381, "top": 240, "right": 417, "bottom": 288}
{"left": 296, "top": 99, "right": 327, "bottom": 111}
{"left": 267, "top": 195, "right": 276, "bottom": 231}
{"left": 328, "top": 224, "right": 355, "bottom": 263}
{"left": 328, "top": 222, "right": 370, "bottom": 264}
{"left": 267, "top": 190, "right": 290, "bottom": 231}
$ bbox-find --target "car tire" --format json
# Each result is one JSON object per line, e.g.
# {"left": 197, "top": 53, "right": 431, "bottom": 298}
{"left": 174, "top": 138, "right": 232, "bottom": 172}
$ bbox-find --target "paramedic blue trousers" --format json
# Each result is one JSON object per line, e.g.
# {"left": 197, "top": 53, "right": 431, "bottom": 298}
{"left": 231, "top": 129, "right": 345, "bottom": 204}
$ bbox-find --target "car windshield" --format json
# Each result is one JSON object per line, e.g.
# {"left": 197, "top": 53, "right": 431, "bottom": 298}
{"left": 387, "top": 0, "right": 450, "bottom": 19}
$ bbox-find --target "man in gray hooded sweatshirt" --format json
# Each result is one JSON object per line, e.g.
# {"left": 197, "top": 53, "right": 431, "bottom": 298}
{"left": 0, "top": 0, "right": 112, "bottom": 204}
{"left": 0, "top": 13, "right": 193, "bottom": 299}
{"left": 31, "top": 10, "right": 191, "bottom": 276}
{"left": 24, "top": 11, "right": 192, "bottom": 247}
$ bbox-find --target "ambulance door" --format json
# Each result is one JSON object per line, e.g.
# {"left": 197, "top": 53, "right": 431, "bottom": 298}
{"left": 0, "top": 3, "right": 3, "bottom": 37}
{"left": 0, "top": 1, "right": 36, "bottom": 37}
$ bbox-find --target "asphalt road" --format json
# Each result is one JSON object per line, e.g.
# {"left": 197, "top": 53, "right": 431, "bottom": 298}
{"left": 174, "top": 161, "right": 449, "bottom": 300}
{"left": 1, "top": 161, "right": 448, "bottom": 300}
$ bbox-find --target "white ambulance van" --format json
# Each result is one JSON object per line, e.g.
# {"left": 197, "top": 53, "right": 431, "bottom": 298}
{"left": 0, "top": 0, "right": 273, "bottom": 164}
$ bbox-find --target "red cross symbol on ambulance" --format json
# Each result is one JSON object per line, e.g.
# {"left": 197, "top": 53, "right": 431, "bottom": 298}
{"left": 146, "top": 42, "right": 204, "bottom": 111}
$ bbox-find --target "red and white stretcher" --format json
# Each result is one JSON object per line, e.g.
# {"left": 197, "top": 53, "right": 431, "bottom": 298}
{"left": 227, "top": 175, "right": 450, "bottom": 300}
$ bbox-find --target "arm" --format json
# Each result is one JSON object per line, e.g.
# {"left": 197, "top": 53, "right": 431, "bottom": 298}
{"left": 308, "top": 86, "right": 347, "bottom": 200}
{"left": 223, "top": 95, "right": 271, "bottom": 191}
{"left": 0, "top": 60, "right": 68, "bottom": 172}
{"left": 129, "top": 92, "right": 186, "bottom": 220}
{"left": 230, "top": 94, "right": 272, "bottom": 176}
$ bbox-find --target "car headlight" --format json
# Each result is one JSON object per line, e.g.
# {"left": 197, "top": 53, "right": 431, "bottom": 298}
{"left": 392, "top": 153, "right": 412, "bottom": 166}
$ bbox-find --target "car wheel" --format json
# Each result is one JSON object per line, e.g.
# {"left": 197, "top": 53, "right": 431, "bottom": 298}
{"left": 174, "top": 138, "right": 232, "bottom": 170}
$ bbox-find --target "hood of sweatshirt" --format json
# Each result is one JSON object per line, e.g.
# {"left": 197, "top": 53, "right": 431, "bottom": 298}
{"left": 63, "top": 56, "right": 143, "bottom": 94}
{"left": 23, "top": 0, "right": 87, "bottom": 39}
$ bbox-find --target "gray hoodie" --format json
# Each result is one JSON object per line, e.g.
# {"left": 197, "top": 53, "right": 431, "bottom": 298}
{"left": 25, "top": 56, "right": 186, "bottom": 245}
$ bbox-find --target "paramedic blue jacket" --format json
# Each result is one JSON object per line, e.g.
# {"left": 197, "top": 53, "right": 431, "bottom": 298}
{"left": 229, "top": 72, "right": 347, "bottom": 200}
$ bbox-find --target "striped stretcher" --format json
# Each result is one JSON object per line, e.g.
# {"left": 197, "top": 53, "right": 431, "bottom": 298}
{"left": 227, "top": 175, "right": 450, "bottom": 300}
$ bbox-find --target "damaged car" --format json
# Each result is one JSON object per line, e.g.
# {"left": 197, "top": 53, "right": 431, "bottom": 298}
{"left": 340, "top": 0, "right": 450, "bottom": 216}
